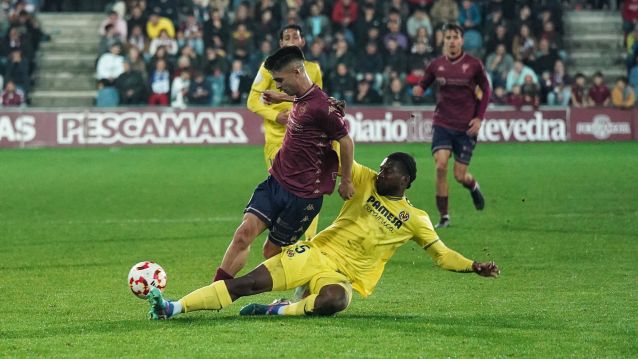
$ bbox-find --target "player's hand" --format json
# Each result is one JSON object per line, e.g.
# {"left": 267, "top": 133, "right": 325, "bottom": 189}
{"left": 261, "top": 90, "right": 291, "bottom": 105}
{"left": 328, "top": 97, "right": 346, "bottom": 117}
{"left": 472, "top": 261, "right": 500, "bottom": 278}
{"left": 338, "top": 179, "right": 355, "bottom": 200}
{"left": 275, "top": 110, "right": 290, "bottom": 125}
{"left": 467, "top": 117, "right": 482, "bottom": 137}
{"left": 412, "top": 85, "right": 424, "bottom": 97}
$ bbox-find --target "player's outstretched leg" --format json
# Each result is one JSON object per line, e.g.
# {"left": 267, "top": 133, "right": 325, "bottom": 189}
{"left": 240, "top": 284, "right": 348, "bottom": 316}
{"left": 239, "top": 298, "right": 291, "bottom": 316}
{"left": 453, "top": 162, "right": 484, "bottom": 211}
{"left": 147, "top": 287, "right": 182, "bottom": 320}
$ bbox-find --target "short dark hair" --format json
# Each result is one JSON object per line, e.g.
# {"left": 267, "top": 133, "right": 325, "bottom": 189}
{"left": 442, "top": 23, "right": 464, "bottom": 37}
{"left": 279, "top": 24, "right": 304, "bottom": 41}
{"left": 387, "top": 152, "right": 417, "bottom": 188}
{"left": 264, "top": 46, "right": 305, "bottom": 72}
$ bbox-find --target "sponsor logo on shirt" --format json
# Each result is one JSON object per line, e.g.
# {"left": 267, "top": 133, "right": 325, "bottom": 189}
{"left": 365, "top": 195, "right": 404, "bottom": 231}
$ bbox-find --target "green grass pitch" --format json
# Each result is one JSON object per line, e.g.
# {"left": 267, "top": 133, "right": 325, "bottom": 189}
{"left": 1, "top": 142, "right": 636, "bottom": 358}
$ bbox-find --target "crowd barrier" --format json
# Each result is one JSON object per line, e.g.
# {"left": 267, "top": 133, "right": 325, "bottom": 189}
{"left": 0, "top": 106, "right": 636, "bottom": 148}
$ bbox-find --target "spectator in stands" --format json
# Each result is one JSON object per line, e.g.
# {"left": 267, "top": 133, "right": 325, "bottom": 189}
{"left": 5, "top": 27, "right": 33, "bottom": 62}
{"left": 405, "top": 66, "right": 426, "bottom": 103}
{"left": 1, "top": 79, "right": 24, "bottom": 107}
{"left": 486, "top": 43, "right": 514, "bottom": 89}
{"left": 622, "top": 0, "right": 638, "bottom": 35}
{"left": 513, "top": 4, "right": 533, "bottom": 34}
{"left": 148, "top": 58, "right": 171, "bottom": 105}
{"left": 100, "top": 10, "right": 127, "bottom": 43}
{"left": 406, "top": 7, "right": 432, "bottom": 41}
{"left": 521, "top": 74, "right": 540, "bottom": 108}
{"left": 203, "top": 46, "right": 229, "bottom": 79}
{"left": 328, "top": 62, "right": 356, "bottom": 103}
{"left": 171, "top": 69, "right": 190, "bottom": 108}
{"left": 485, "top": 24, "right": 511, "bottom": 55}
{"left": 304, "top": 2, "right": 332, "bottom": 44}
{"left": 127, "top": 6, "right": 147, "bottom": 37}
{"left": 5, "top": 50, "right": 29, "bottom": 95}
{"left": 353, "top": 3, "right": 381, "bottom": 45}
{"left": 570, "top": 73, "right": 588, "bottom": 107}
{"left": 539, "top": 20, "right": 562, "bottom": 53}
{"left": 99, "top": 23, "right": 121, "bottom": 55}
{"left": 383, "top": 77, "right": 409, "bottom": 106}
{"left": 530, "top": 38, "right": 559, "bottom": 75}
{"left": 179, "top": 13, "right": 204, "bottom": 55}
{"left": 148, "top": 0, "right": 179, "bottom": 23}
{"left": 505, "top": 60, "right": 537, "bottom": 92}
{"left": 328, "top": 37, "right": 355, "bottom": 70}
{"left": 331, "top": 0, "right": 359, "bottom": 35}
{"left": 383, "top": 37, "right": 407, "bottom": 79}
{"left": 383, "top": 18, "right": 409, "bottom": 51}
{"left": 458, "top": 0, "right": 480, "bottom": 32}
{"left": 512, "top": 24, "right": 536, "bottom": 63}
{"left": 254, "top": 0, "right": 282, "bottom": 26}
{"left": 203, "top": 7, "right": 229, "bottom": 50}
{"left": 228, "top": 23, "right": 254, "bottom": 61}
{"left": 483, "top": 7, "right": 507, "bottom": 46}
{"left": 355, "top": 41, "right": 383, "bottom": 91}
{"left": 126, "top": 46, "right": 148, "bottom": 81}
{"left": 430, "top": 0, "right": 459, "bottom": 28}
{"left": 408, "top": 39, "right": 434, "bottom": 75}
{"left": 128, "top": 24, "right": 149, "bottom": 55}
{"left": 95, "top": 79, "right": 119, "bottom": 107}
{"left": 96, "top": 44, "right": 125, "bottom": 85}
{"left": 611, "top": 76, "right": 636, "bottom": 109}
{"left": 232, "top": 2, "right": 252, "bottom": 31}
{"left": 148, "top": 45, "right": 174, "bottom": 77}
{"left": 252, "top": 9, "right": 277, "bottom": 46}
{"left": 226, "top": 58, "right": 250, "bottom": 104}
{"left": 306, "top": 38, "right": 329, "bottom": 74}
{"left": 187, "top": 71, "right": 212, "bottom": 105}
{"left": 353, "top": 79, "right": 382, "bottom": 105}
{"left": 115, "top": 60, "right": 147, "bottom": 105}
{"left": 179, "top": 44, "right": 203, "bottom": 73}
{"left": 147, "top": 11, "right": 175, "bottom": 40}
{"left": 150, "top": 29, "right": 178, "bottom": 56}
{"left": 490, "top": 85, "right": 508, "bottom": 106}
{"left": 587, "top": 72, "right": 611, "bottom": 107}
{"left": 384, "top": 0, "right": 410, "bottom": 19}
{"left": 507, "top": 84, "right": 524, "bottom": 109}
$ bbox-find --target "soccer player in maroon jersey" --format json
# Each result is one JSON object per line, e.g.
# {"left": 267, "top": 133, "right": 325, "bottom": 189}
{"left": 213, "top": 46, "right": 355, "bottom": 282}
{"left": 413, "top": 23, "right": 491, "bottom": 228}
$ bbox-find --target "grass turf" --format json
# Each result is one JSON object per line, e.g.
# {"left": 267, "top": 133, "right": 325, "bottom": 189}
{"left": 0, "top": 142, "right": 636, "bottom": 358}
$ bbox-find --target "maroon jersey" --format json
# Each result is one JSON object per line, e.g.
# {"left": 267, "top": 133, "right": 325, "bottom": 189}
{"left": 270, "top": 85, "right": 349, "bottom": 198}
{"left": 588, "top": 84, "right": 610, "bottom": 106}
{"left": 419, "top": 52, "right": 491, "bottom": 132}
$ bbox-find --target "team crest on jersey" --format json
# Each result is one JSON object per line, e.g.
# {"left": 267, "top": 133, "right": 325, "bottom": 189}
{"left": 437, "top": 65, "right": 445, "bottom": 71}
{"left": 398, "top": 211, "right": 410, "bottom": 222}
{"left": 462, "top": 64, "right": 469, "bottom": 73}
{"left": 295, "top": 102, "right": 307, "bottom": 117}
{"left": 286, "top": 249, "right": 295, "bottom": 257}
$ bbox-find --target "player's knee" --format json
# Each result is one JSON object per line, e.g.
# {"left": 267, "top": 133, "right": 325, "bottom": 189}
{"left": 435, "top": 162, "right": 447, "bottom": 175}
{"left": 453, "top": 171, "right": 466, "bottom": 183}
{"left": 313, "top": 286, "right": 348, "bottom": 316}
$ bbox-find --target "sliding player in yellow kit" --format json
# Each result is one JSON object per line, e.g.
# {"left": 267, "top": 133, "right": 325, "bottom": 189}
{"left": 147, "top": 152, "right": 500, "bottom": 319}
{"left": 247, "top": 24, "right": 324, "bottom": 240}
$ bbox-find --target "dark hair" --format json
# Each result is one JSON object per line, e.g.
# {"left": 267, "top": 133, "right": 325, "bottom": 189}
{"left": 264, "top": 45, "right": 305, "bottom": 72}
{"left": 593, "top": 71, "right": 604, "bottom": 78}
{"left": 279, "top": 24, "right": 304, "bottom": 41}
{"left": 442, "top": 23, "right": 464, "bottom": 37}
{"left": 617, "top": 76, "right": 628, "bottom": 84}
{"left": 387, "top": 152, "right": 417, "bottom": 188}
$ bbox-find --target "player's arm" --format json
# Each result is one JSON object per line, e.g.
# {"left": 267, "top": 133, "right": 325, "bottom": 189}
{"left": 412, "top": 63, "right": 436, "bottom": 96}
{"left": 469, "top": 62, "right": 492, "bottom": 136}
{"left": 247, "top": 65, "right": 288, "bottom": 124}
{"left": 423, "top": 240, "right": 499, "bottom": 277}
{"left": 337, "top": 134, "right": 355, "bottom": 200}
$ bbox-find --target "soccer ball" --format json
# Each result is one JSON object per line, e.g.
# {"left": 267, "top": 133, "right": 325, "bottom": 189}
{"left": 128, "top": 261, "right": 167, "bottom": 299}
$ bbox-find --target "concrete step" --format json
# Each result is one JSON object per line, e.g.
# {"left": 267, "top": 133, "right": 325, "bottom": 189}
{"left": 568, "top": 51, "right": 625, "bottom": 67}
{"left": 41, "top": 38, "right": 99, "bottom": 53}
{"left": 564, "top": 35, "right": 624, "bottom": 50}
{"left": 565, "top": 21, "right": 622, "bottom": 33}
{"left": 37, "top": 54, "right": 96, "bottom": 71}
{"left": 30, "top": 90, "right": 96, "bottom": 107}
{"left": 564, "top": 10, "right": 622, "bottom": 22}
{"left": 38, "top": 13, "right": 104, "bottom": 26}
{"left": 35, "top": 76, "right": 96, "bottom": 91}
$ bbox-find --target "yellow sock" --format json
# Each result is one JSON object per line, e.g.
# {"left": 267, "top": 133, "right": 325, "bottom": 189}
{"left": 179, "top": 281, "right": 233, "bottom": 313}
{"left": 304, "top": 214, "right": 319, "bottom": 240}
{"left": 281, "top": 294, "right": 317, "bottom": 316}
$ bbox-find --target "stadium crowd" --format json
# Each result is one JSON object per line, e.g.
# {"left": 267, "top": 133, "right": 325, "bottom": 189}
{"left": 0, "top": 0, "right": 46, "bottom": 107}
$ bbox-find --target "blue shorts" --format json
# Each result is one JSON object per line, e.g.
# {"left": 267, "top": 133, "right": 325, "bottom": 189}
{"left": 245, "top": 176, "right": 323, "bottom": 247}
{"left": 431, "top": 125, "right": 477, "bottom": 165}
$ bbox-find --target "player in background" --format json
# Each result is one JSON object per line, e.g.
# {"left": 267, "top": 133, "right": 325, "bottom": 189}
{"left": 147, "top": 152, "right": 499, "bottom": 319}
{"left": 413, "top": 23, "right": 491, "bottom": 228}
{"left": 247, "top": 24, "right": 324, "bottom": 240}
{"left": 212, "top": 46, "right": 354, "bottom": 283}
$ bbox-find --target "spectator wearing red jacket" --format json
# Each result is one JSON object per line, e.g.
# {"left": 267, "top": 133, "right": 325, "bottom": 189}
{"left": 1, "top": 80, "right": 25, "bottom": 107}
{"left": 332, "top": 0, "right": 359, "bottom": 30}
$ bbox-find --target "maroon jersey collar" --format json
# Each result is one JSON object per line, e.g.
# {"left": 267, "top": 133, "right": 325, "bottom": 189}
{"left": 445, "top": 52, "right": 466, "bottom": 65}
{"left": 294, "top": 84, "right": 318, "bottom": 102}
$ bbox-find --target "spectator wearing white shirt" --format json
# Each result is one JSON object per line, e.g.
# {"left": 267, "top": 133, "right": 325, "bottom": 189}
{"left": 96, "top": 43, "right": 125, "bottom": 85}
{"left": 100, "top": 10, "right": 127, "bottom": 43}
{"left": 149, "top": 29, "right": 178, "bottom": 56}
{"left": 148, "top": 59, "right": 171, "bottom": 105}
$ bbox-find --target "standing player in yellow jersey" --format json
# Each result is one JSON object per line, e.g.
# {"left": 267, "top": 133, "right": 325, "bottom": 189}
{"left": 147, "top": 152, "right": 499, "bottom": 319}
{"left": 247, "top": 24, "right": 324, "bottom": 240}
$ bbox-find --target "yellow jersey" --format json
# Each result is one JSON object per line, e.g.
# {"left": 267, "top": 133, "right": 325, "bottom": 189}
{"left": 312, "top": 162, "right": 473, "bottom": 297}
{"left": 247, "top": 60, "right": 323, "bottom": 146}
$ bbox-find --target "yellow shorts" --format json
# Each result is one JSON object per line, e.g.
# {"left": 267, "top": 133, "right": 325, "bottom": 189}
{"left": 263, "top": 242, "right": 352, "bottom": 302}
{"left": 264, "top": 142, "right": 281, "bottom": 170}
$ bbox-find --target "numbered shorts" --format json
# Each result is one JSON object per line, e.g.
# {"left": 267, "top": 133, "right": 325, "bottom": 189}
{"left": 263, "top": 242, "right": 353, "bottom": 304}
{"left": 431, "top": 125, "right": 477, "bottom": 165}
{"left": 245, "top": 176, "right": 323, "bottom": 247}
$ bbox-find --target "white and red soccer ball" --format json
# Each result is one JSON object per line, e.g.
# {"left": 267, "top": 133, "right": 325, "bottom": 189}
{"left": 128, "top": 261, "right": 167, "bottom": 299}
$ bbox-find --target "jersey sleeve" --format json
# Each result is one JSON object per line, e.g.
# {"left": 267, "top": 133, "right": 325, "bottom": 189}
{"left": 424, "top": 240, "right": 474, "bottom": 272}
{"left": 473, "top": 59, "right": 491, "bottom": 120}
{"left": 350, "top": 161, "right": 375, "bottom": 187}
{"left": 318, "top": 102, "right": 349, "bottom": 141}
{"left": 246, "top": 64, "right": 280, "bottom": 123}
{"left": 410, "top": 211, "right": 440, "bottom": 248}
{"left": 307, "top": 61, "right": 323, "bottom": 89}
